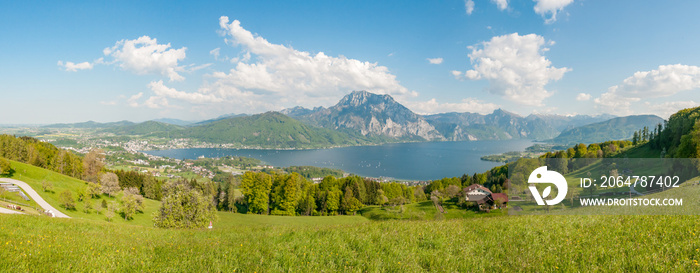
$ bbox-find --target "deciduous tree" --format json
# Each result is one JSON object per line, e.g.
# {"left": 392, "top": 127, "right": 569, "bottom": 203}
{"left": 83, "top": 149, "right": 105, "bottom": 182}
{"left": 0, "top": 157, "right": 12, "bottom": 175}
{"left": 240, "top": 172, "right": 272, "bottom": 214}
{"left": 100, "top": 172, "right": 121, "bottom": 197}
{"left": 59, "top": 190, "right": 76, "bottom": 210}
{"left": 153, "top": 181, "right": 218, "bottom": 228}
{"left": 86, "top": 182, "right": 101, "bottom": 198}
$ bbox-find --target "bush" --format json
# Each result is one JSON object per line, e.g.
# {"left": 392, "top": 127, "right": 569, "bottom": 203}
{"left": 42, "top": 180, "right": 54, "bottom": 193}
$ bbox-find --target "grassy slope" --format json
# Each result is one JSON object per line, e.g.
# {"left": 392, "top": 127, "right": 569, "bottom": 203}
{"left": 4, "top": 160, "right": 160, "bottom": 226}
{"left": 2, "top": 151, "right": 700, "bottom": 271}
{"left": 359, "top": 200, "right": 506, "bottom": 221}
{"left": 3, "top": 160, "right": 368, "bottom": 228}
{"left": 1, "top": 213, "right": 699, "bottom": 272}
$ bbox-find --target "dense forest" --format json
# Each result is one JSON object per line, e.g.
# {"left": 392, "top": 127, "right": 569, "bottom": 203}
{"left": 0, "top": 134, "right": 83, "bottom": 178}
{"left": 222, "top": 172, "right": 421, "bottom": 216}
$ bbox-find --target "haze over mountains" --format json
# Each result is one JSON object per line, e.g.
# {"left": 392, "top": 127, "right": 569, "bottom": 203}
{"left": 41, "top": 91, "right": 665, "bottom": 148}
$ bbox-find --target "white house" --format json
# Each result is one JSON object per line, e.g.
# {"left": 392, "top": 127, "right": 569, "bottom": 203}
{"left": 463, "top": 184, "right": 492, "bottom": 196}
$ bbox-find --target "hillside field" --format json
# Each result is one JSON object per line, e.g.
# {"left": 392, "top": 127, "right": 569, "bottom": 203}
{"left": 2, "top": 152, "right": 700, "bottom": 271}
{"left": 2, "top": 212, "right": 700, "bottom": 272}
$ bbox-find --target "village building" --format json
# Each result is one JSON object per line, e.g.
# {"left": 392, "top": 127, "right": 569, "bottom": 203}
{"left": 463, "top": 184, "right": 508, "bottom": 211}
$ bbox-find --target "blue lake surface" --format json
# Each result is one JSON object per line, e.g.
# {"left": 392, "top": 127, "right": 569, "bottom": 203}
{"left": 143, "top": 139, "right": 533, "bottom": 181}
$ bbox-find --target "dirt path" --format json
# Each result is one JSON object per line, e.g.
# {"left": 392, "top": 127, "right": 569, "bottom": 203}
{"left": 0, "top": 178, "right": 70, "bottom": 218}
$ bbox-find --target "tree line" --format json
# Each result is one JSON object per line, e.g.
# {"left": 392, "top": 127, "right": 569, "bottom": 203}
{"left": 220, "top": 172, "right": 423, "bottom": 216}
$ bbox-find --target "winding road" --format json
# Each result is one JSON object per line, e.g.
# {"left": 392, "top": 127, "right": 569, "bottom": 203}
{"left": 0, "top": 178, "right": 71, "bottom": 218}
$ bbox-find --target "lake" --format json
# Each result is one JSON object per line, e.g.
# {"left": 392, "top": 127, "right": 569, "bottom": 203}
{"left": 143, "top": 139, "right": 533, "bottom": 181}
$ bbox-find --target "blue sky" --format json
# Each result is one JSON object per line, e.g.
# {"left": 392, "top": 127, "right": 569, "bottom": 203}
{"left": 2, "top": 0, "right": 700, "bottom": 124}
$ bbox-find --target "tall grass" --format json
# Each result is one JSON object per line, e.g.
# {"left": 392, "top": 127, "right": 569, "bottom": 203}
{"left": 1, "top": 213, "right": 698, "bottom": 272}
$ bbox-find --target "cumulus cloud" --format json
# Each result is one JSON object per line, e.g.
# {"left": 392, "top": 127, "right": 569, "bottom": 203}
{"left": 451, "top": 70, "right": 463, "bottom": 78}
{"left": 605, "top": 64, "right": 700, "bottom": 98}
{"left": 644, "top": 101, "right": 698, "bottom": 119}
{"left": 57, "top": 58, "right": 103, "bottom": 72}
{"left": 427, "top": 58, "right": 443, "bottom": 64}
{"left": 533, "top": 0, "right": 574, "bottom": 24}
{"left": 457, "top": 33, "right": 570, "bottom": 106}
{"left": 209, "top": 16, "right": 415, "bottom": 113}
{"left": 492, "top": 0, "right": 508, "bottom": 10}
{"left": 464, "top": 0, "right": 475, "bottom": 15}
{"left": 594, "top": 64, "right": 700, "bottom": 115}
{"left": 103, "top": 36, "right": 187, "bottom": 81}
{"left": 576, "top": 93, "right": 591, "bottom": 101}
{"left": 145, "top": 80, "right": 224, "bottom": 107}
{"left": 404, "top": 98, "right": 500, "bottom": 115}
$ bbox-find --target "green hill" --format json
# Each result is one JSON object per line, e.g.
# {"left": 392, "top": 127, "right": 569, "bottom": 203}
{"left": 547, "top": 115, "right": 664, "bottom": 145}
{"left": 3, "top": 160, "right": 160, "bottom": 226}
{"left": 175, "top": 112, "right": 370, "bottom": 149}
{"left": 655, "top": 105, "right": 700, "bottom": 158}
{"left": 102, "top": 120, "right": 183, "bottom": 136}
{"left": 42, "top": 120, "right": 135, "bottom": 129}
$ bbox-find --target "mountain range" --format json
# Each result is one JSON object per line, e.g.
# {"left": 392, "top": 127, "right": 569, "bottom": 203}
{"left": 41, "top": 91, "right": 667, "bottom": 148}
{"left": 283, "top": 91, "right": 620, "bottom": 142}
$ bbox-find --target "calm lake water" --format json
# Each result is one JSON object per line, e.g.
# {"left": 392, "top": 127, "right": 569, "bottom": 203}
{"left": 144, "top": 139, "right": 533, "bottom": 181}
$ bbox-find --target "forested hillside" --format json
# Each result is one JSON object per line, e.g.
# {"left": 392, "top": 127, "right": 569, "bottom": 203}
{"left": 0, "top": 135, "right": 83, "bottom": 178}
{"left": 655, "top": 106, "right": 700, "bottom": 158}
{"left": 547, "top": 115, "right": 664, "bottom": 145}
{"left": 172, "top": 112, "right": 373, "bottom": 149}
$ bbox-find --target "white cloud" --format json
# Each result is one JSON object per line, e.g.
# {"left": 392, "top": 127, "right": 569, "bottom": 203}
{"left": 127, "top": 92, "right": 143, "bottom": 107}
{"left": 57, "top": 58, "right": 103, "bottom": 72}
{"left": 451, "top": 70, "right": 463, "bottom": 78}
{"left": 143, "top": 80, "right": 223, "bottom": 108}
{"left": 643, "top": 101, "right": 698, "bottom": 119}
{"left": 458, "top": 33, "right": 570, "bottom": 106}
{"left": 595, "top": 64, "right": 700, "bottom": 115}
{"left": 576, "top": 93, "right": 591, "bottom": 101}
{"left": 405, "top": 98, "right": 500, "bottom": 115}
{"left": 103, "top": 36, "right": 187, "bottom": 81}
{"left": 533, "top": 0, "right": 574, "bottom": 24}
{"left": 144, "top": 96, "right": 169, "bottom": 109}
{"left": 186, "top": 63, "right": 212, "bottom": 72}
{"left": 210, "top": 48, "right": 221, "bottom": 60}
{"left": 57, "top": 60, "right": 93, "bottom": 72}
{"left": 210, "top": 16, "right": 415, "bottom": 113}
{"left": 427, "top": 58, "right": 443, "bottom": 64}
{"left": 464, "top": 0, "right": 475, "bottom": 15}
{"left": 608, "top": 64, "right": 700, "bottom": 98}
{"left": 492, "top": 0, "right": 508, "bottom": 10}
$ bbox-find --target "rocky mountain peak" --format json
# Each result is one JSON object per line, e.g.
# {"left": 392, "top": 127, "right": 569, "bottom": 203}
{"left": 336, "top": 90, "right": 395, "bottom": 108}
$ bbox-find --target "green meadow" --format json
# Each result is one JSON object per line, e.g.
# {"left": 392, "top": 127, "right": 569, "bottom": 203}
{"left": 2, "top": 212, "right": 700, "bottom": 272}
{"left": 2, "top": 159, "right": 700, "bottom": 272}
